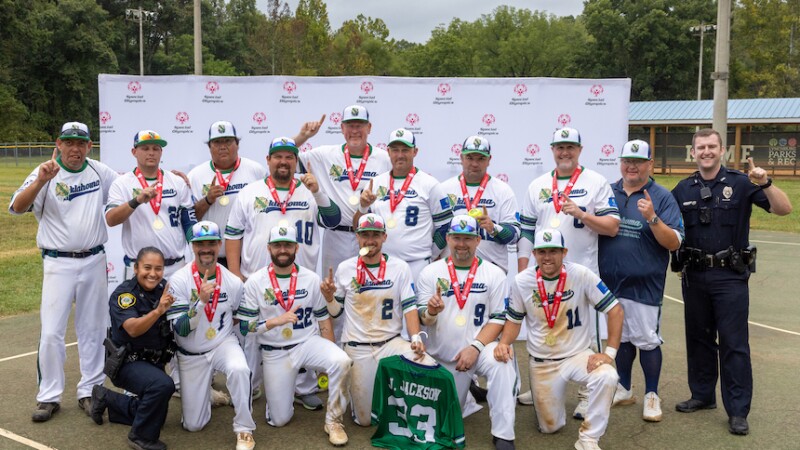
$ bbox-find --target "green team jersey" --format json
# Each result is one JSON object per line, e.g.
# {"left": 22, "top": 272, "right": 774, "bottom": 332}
{"left": 371, "top": 355, "right": 465, "bottom": 449}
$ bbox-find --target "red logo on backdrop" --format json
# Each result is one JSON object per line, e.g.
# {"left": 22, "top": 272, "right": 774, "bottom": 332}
{"left": 557, "top": 114, "right": 571, "bottom": 127}
{"left": 206, "top": 81, "right": 220, "bottom": 94}
{"left": 107, "top": 262, "right": 114, "bottom": 274}
{"left": 127, "top": 81, "right": 142, "bottom": 94}
{"left": 513, "top": 84, "right": 528, "bottom": 96}
{"left": 482, "top": 114, "right": 496, "bottom": 127}
{"left": 299, "top": 143, "right": 312, "bottom": 153}
{"left": 437, "top": 83, "right": 451, "bottom": 95}
{"left": 361, "top": 81, "right": 374, "bottom": 95}
{"left": 496, "top": 173, "right": 509, "bottom": 183}
{"left": 176, "top": 112, "right": 190, "bottom": 124}
{"left": 451, "top": 144, "right": 463, "bottom": 157}
{"left": 330, "top": 112, "right": 343, "bottom": 126}
{"left": 601, "top": 144, "right": 615, "bottom": 156}
{"left": 252, "top": 112, "right": 267, "bottom": 125}
{"left": 376, "top": 143, "right": 388, "bottom": 151}
{"left": 789, "top": 138, "right": 798, "bottom": 147}
{"left": 406, "top": 113, "right": 420, "bottom": 126}
{"left": 590, "top": 84, "right": 604, "bottom": 97}
{"left": 526, "top": 144, "right": 540, "bottom": 156}
{"left": 99, "top": 111, "right": 111, "bottom": 124}
{"left": 283, "top": 81, "right": 297, "bottom": 94}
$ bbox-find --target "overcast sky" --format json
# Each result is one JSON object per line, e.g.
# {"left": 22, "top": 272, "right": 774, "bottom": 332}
{"left": 256, "top": 0, "right": 585, "bottom": 43}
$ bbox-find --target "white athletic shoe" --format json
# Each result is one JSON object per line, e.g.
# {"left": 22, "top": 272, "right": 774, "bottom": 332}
{"left": 324, "top": 422, "right": 348, "bottom": 446}
{"left": 612, "top": 383, "right": 636, "bottom": 406}
{"left": 236, "top": 432, "right": 255, "bottom": 450}
{"left": 574, "top": 438, "right": 602, "bottom": 450}
{"left": 251, "top": 386, "right": 262, "bottom": 401}
{"left": 211, "top": 388, "right": 231, "bottom": 407}
{"left": 643, "top": 392, "right": 663, "bottom": 422}
{"left": 517, "top": 390, "right": 534, "bottom": 405}
{"left": 573, "top": 399, "right": 589, "bottom": 420}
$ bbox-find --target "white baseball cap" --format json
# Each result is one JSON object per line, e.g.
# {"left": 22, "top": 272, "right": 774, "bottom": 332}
{"left": 388, "top": 128, "right": 415, "bottom": 147}
{"left": 190, "top": 221, "right": 221, "bottom": 242}
{"left": 550, "top": 127, "right": 581, "bottom": 146}
{"left": 620, "top": 139, "right": 651, "bottom": 160}
{"left": 207, "top": 120, "right": 239, "bottom": 143}
{"left": 447, "top": 215, "right": 479, "bottom": 236}
{"left": 268, "top": 225, "right": 298, "bottom": 244}
{"left": 356, "top": 213, "right": 386, "bottom": 233}
{"left": 533, "top": 228, "right": 566, "bottom": 250}
{"left": 59, "top": 122, "right": 91, "bottom": 141}
{"left": 342, "top": 105, "right": 370, "bottom": 123}
{"left": 461, "top": 135, "right": 491, "bottom": 156}
{"left": 133, "top": 129, "right": 167, "bottom": 148}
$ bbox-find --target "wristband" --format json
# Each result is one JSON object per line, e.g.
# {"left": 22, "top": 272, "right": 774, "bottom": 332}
{"left": 204, "top": 196, "right": 213, "bottom": 205}
{"left": 128, "top": 198, "right": 141, "bottom": 209}
{"left": 411, "top": 331, "right": 428, "bottom": 345}
{"left": 471, "top": 339, "right": 485, "bottom": 353}
{"left": 358, "top": 203, "right": 370, "bottom": 214}
{"left": 604, "top": 347, "right": 617, "bottom": 359}
{"left": 759, "top": 178, "right": 773, "bottom": 189}
{"left": 490, "top": 224, "right": 501, "bottom": 237}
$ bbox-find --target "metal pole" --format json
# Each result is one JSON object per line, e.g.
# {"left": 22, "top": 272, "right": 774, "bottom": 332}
{"left": 697, "top": 24, "right": 704, "bottom": 100}
{"left": 194, "top": 0, "right": 202, "bottom": 75}
{"left": 712, "top": 0, "right": 731, "bottom": 149}
{"left": 138, "top": 6, "right": 144, "bottom": 76}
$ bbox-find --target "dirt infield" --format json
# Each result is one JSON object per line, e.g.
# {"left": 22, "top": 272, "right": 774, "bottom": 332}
{"left": 1, "top": 230, "right": 798, "bottom": 449}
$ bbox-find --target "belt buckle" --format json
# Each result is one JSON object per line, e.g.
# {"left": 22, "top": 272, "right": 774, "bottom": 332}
{"left": 705, "top": 254, "right": 715, "bottom": 268}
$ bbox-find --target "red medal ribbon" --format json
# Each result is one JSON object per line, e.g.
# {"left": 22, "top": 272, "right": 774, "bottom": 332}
{"left": 459, "top": 173, "right": 489, "bottom": 211}
{"left": 213, "top": 157, "right": 241, "bottom": 191}
{"left": 535, "top": 265, "right": 567, "bottom": 328}
{"left": 388, "top": 168, "right": 417, "bottom": 213}
{"left": 343, "top": 144, "right": 371, "bottom": 192}
{"left": 446, "top": 256, "right": 480, "bottom": 311}
{"left": 265, "top": 176, "right": 297, "bottom": 214}
{"left": 551, "top": 166, "right": 582, "bottom": 213}
{"left": 134, "top": 168, "right": 164, "bottom": 215}
{"left": 267, "top": 263, "right": 298, "bottom": 312}
{"left": 356, "top": 254, "right": 386, "bottom": 286}
{"left": 191, "top": 262, "right": 222, "bottom": 322}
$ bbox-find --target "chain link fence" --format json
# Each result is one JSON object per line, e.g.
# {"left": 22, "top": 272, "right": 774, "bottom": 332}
{"left": 0, "top": 143, "right": 101, "bottom": 167}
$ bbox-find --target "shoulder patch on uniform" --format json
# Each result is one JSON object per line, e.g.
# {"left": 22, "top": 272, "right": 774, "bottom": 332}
{"left": 118, "top": 293, "right": 136, "bottom": 309}
{"left": 596, "top": 281, "right": 609, "bottom": 294}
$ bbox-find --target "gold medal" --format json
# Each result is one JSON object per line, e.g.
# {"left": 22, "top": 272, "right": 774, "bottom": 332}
{"left": 550, "top": 217, "right": 561, "bottom": 228}
{"left": 349, "top": 195, "right": 359, "bottom": 206}
{"left": 358, "top": 247, "right": 370, "bottom": 257}
{"left": 152, "top": 217, "right": 165, "bottom": 230}
{"left": 282, "top": 327, "right": 293, "bottom": 340}
{"left": 386, "top": 217, "right": 397, "bottom": 229}
{"left": 278, "top": 219, "right": 289, "bottom": 228}
{"left": 545, "top": 333, "right": 556, "bottom": 346}
{"left": 218, "top": 195, "right": 229, "bottom": 206}
{"left": 468, "top": 208, "right": 483, "bottom": 219}
{"left": 206, "top": 327, "right": 217, "bottom": 340}
{"left": 455, "top": 314, "right": 467, "bottom": 327}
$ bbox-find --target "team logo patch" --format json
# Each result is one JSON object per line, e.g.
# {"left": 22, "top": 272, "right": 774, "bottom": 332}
{"left": 436, "top": 278, "right": 450, "bottom": 294}
{"left": 538, "top": 188, "right": 552, "bottom": 201}
{"left": 543, "top": 232, "right": 553, "bottom": 242}
{"left": 473, "top": 138, "right": 482, "bottom": 148}
{"left": 447, "top": 194, "right": 458, "bottom": 207}
{"left": 218, "top": 123, "right": 226, "bottom": 133}
{"left": 396, "top": 130, "right": 404, "bottom": 137}
{"left": 279, "top": 227, "right": 288, "bottom": 236}
{"left": 132, "top": 188, "right": 142, "bottom": 198}
{"left": 263, "top": 288, "right": 277, "bottom": 305}
{"left": 561, "top": 129, "right": 570, "bottom": 138}
{"left": 202, "top": 184, "right": 210, "bottom": 195}
{"left": 350, "top": 277, "right": 362, "bottom": 291}
{"left": 631, "top": 143, "right": 639, "bottom": 153}
{"left": 55, "top": 182, "right": 70, "bottom": 201}
{"left": 376, "top": 186, "right": 388, "bottom": 198}
{"left": 723, "top": 186, "right": 733, "bottom": 199}
{"left": 351, "top": 107, "right": 360, "bottom": 116}
{"left": 531, "top": 290, "right": 542, "bottom": 307}
{"left": 254, "top": 196, "right": 269, "bottom": 211}
{"left": 329, "top": 164, "right": 343, "bottom": 178}
{"left": 118, "top": 293, "right": 136, "bottom": 309}
{"left": 191, "top": 289, "right": 199, "bottom": 302}
{"left": 608, "top": 197, "right": 617, "bottom": 208}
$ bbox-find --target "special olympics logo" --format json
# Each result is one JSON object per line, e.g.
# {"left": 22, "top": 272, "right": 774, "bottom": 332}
{"left": 206, "top": 81, "right": 220, "bottom": 94}
{"left": 590, "top": 84, "right": 604, "bottom": 97}
{"left": 176, "top": 111, "right": 190, "bottom": 124}
{"left": 437, "top": 83, "right": 451, "bottom": 96}
{"left": 283, "top": 81, "right": 297, "bottom": 94}
{"left": 252, "top": 112, "right": 267, "bottom": 125}
{"left": 406, "top": 113, "right": 420, "bottom": 126}
{"left": 361, "top": 81, "right": 374, "bottom": 95}
{"left": 526, "top": 144, "right": 540, "bottom": 156}
{"left": 482, "top": 114, "right": 496, "bottom": 127}
{"left": 451, "top": 144, "right": 463, "bottom": 157}
{"left": 376, "top": 143, "right": 388, "bottom": 151}
{"left": 513, "top": 84, "right": 527, "bottom": 97}
{"left": 127, "top": 81, "right": 141, "bottom": 94}
{"left": 299, "top": 143, "right": 312, "bottom": 153}
{"left": 107, "top": 262, "right": 114, "bottom": 274}
{"left": 330, "top": 112, "right": 343, "bottom": 126}
{"left": 601, "top": 144, "right": 615, "bottom": 156}
{"left": 557, "top": 114, "right": 571, "bottom": 127}
{"left": 99, "top": 111, "right": 111, "bottom": 125}
{"left": 496, "top": 173, "right": 509, "bottom": 183}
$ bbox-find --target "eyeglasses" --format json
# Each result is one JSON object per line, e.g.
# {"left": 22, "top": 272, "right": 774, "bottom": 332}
{"left": 621, "top": 158, "right": 650, "bottom": 166}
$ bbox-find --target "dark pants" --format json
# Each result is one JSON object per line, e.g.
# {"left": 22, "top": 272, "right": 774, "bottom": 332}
{"left": 682, "top": 268, "right": 752, "bottom": 418}
{"left": 107, "top": 360, "right": 175, "bottom": 442}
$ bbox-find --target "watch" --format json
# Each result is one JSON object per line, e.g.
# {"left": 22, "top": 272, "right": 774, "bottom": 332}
{"left": 647, "top": 216, "right": 660, "bottom": 225}
{"left": 759, "top": 178, "right": 773, "bottom": 189}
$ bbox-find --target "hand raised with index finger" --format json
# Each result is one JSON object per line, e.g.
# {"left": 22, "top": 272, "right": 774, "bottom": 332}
{"left": 747, "top": 157, "right": 768, "bottom": 185}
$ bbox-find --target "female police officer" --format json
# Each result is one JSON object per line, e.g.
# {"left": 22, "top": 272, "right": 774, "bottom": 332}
{"left": 88, "top": 246, "right": 177, "bottom": 450}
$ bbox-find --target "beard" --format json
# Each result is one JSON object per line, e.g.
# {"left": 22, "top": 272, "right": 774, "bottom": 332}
{"left": 271, "top": 252, "right": 296, "bottom": 268}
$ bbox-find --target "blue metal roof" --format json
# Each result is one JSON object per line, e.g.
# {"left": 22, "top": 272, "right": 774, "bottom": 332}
{"left": 629, "top": 98, "right": 800, "bottom": 125}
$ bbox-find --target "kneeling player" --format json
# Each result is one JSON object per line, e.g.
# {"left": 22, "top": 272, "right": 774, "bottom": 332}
{"left": 495, "top": 229, "right": 623, "bottom": 450}
{"left": 238, "top": 226, "right": 352, "bottom": 446}
{"left": 166, "top": 221, "right": 255, "bottom": 450}
{"left": 321, "top": 213, "right": 426, "bottom": 427}
{"left": 417, "top": 215, "right": 517, "bottom": 450}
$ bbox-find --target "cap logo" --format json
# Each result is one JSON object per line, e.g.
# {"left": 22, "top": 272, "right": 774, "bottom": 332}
{"left": 473, "top": 138, "right": 481, "bottom": 148}
{"left": 71, "top": 124, "right": 80, "bottom": 130}
{"left": 351, "top": 107, "right": 359, "bottom": 116}
{"left": 631, "top": 143, "right": 639, "bottom": 153}
{"left": 279, "top": 227, "right": 287, "bottom": 236}
{"left": 396, "top": 130, "right": 404, "bottom": 137}
{"left": 460, "top": 219, "right": 467, "bottom": 229}
{"left": 201, "top": 225, "right": 209, "bottom": 233}
{"left": 218, "top": 124, "right": 226, "bottom": 133}
{"left": 281, "top": 138, "right": 288, "bottom": 145}
{"left": 561, "top": 130, "right": 569, "bottom": 138}
{"left": 543, "top": 232, "right": 553, "bottom": 242}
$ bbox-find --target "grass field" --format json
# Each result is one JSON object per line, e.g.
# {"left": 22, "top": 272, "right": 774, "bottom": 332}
{"left": 1, "top": 165, "right": 798, "bottom": 316}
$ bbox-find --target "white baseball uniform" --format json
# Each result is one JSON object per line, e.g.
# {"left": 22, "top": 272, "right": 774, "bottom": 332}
{"left": 367, "top": 169, "right": 453, "bottom": 279}
{"left": 10, "top": 157, "right": 117, "bottom": 403}
{"left": 507, "top": 262, "right": 620, "bottom": 441}
{"left": 187, "top": 157, "right": 266, "bottom": 258}
{"left": 298, "top": 144, "right": 391, "bottom": 272}
{"left": 440, "top": 175, "right": 520, "bottom": 272}
{"left": 166, "top": 264, "right": 255, "bottom": 434}
{"left": 237, "top": 264, "right": 351, "bottom": 427}
{"left": 328, "top": 254, "right": 418, "bottom": 426}
{"left": 107, "top": 169, "right": 197, "bottom": 276}
{"left": 417, "top": 258, "right": 516, "bottom": 440}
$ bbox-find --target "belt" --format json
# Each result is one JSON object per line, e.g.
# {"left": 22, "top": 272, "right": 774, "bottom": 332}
{"left": 531, "top": 355, "right": 569, "bottom": 363}
{"left": 125, "top": 255, "right": 185, "bottom": 266}
{"left": 346, "top": 335, "right": 399, "bottom": 347}
{"left": 333, "top": 225, "right": 354, "bottom": 233}
{"left": 177, "top": 347, "right": 211, "bottom": 356}
{"left": 260, "top": 343, "right": 299, "bottom": 351}
{"left": 41, "top": 245, "right": 104, "bottom": 259}
{"left": 682, "top": 247, "right": 750, "bottom": 270}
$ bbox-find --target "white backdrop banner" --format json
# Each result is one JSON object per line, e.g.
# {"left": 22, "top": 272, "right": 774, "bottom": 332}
{"left": 98, "top": 74, "right": 631, "bottom": 291}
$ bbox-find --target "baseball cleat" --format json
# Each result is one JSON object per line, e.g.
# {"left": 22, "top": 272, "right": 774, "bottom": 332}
{"left": 325, "top": 422, "right": 348, "bottom": 446}
{"left": 236, "top": 432, "right": 256, "bottom": 450}
{"left": 643, "top": 392, "right": 662, "bottom": 422}
{"left": 574, "top": 438, "right": 602, "bottom": 450}
{"left": 612, "top": 383, "right": 636, "bottom": 406}
{"left": 516, "top": 390, "right": 534, "bottom": 406}
{"left": 211, "top": 388, "right": 231, "bottom": 407}
{"left": 31, "top": 402, "right": 60, "bottom": 422}
{"left": 573, "top": 399, "right": 589, "bottom": 420}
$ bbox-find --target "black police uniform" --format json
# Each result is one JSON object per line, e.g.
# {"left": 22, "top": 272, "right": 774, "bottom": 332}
{"left": 106, "top": 278, "right": 176, "bottom": 446}
{"left": 671, "top": 166, "right": 770, "bottom": 419}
